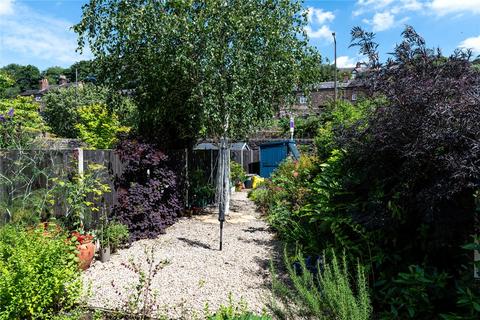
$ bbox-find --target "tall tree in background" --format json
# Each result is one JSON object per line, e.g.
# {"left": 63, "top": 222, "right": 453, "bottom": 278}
{"left": 65, "top": 60, "right": 98, "bottom": 83}
{"left": 0, "top": 64, "right": 41, "bottom": 97}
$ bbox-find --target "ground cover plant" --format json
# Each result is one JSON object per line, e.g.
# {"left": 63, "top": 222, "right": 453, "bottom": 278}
{"left": 204, "top": 294, "right": 271, "bottom": 320}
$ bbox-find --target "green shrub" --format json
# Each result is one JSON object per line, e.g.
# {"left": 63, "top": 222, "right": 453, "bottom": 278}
{"left": 42, "top": 84, "right": 136, "bottom": 139}
{"left": 248, "top": 188, "right": 270, "bottom": 212}
{"left": 104, "top": 221, "right": 129, "bottom": 249}
{"left": 262, "top": 154, "right": 356, "bottom": 254}
{"left": 75, "top": 103, "right": 130, "bottom": 149}
{"left": 50, "top": 163, "right": 111, "bottom": 231}
{"left": 318, "top": 251, "right": 371, "bottom": 320}
{"left": 42, "top": 84, "right": 109, "bottom": 138}
{"left": 315, "top": 99, "right": 375, "bottom": 161}
{"left": 271, "top": 249, "right": 371, "bottom": 320}
{"left": 0, "top": 97, "right": 50, "bottom": 148}
{"left": 230, "top": 162, "right": 246, "bottom": 185}
{"left": 0, "top": 225, "right": 82, "bottom": 319}
{"left": 0, "top": 72, "right": 14, "bottom": 98}
{"left": 377, "top": 265, "right": 449, "bottom": 319}
{"left": 189, "top": 169, "right": 216, "bottom": 207}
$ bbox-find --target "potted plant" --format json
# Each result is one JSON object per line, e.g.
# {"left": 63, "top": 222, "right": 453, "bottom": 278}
{"left": 230, "top": 162, "right": 246, "bottom": 192}
{"left": 99, "top": 236, "right": 111, "bottom": 263}
{"left": 97, "top": 220, "right": 129, "bottom": 262}
{"left": 104, "top": 221, "right": 129, "bottom": 253}
{"left": 71, "top": 231, "right": 95, "bottom": 270}
{"left": 97, "top": 205, "right": 111, "bottom": 263}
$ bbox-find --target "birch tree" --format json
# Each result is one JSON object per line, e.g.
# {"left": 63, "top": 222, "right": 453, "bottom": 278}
{"left": 75, "top": 0, "right": 322, "bottom": 248}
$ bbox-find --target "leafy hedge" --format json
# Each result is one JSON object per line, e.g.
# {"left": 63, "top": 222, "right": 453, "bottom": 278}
{"left": 0, "top": 225, "right": 81, "bottom": 319}
{"left": 112, "top": 139, "right": 182, "bottom": 241}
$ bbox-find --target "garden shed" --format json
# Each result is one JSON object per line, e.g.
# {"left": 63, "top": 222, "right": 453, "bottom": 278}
{"left": 259, "top": 140, "right": 300, "bottom": 178}
{"left": 194, "top": 141, "right": 252, "bottom": 173}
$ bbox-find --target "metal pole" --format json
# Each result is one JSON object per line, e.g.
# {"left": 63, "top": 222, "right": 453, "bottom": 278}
{"left": 218, "top": 138, "right": 228, "bottom": 251}
{"left": 332, "top": 32, "right": 337, "bottom": 105}
{"left": 219, "top": 221, "right": 224, "bottom": 251}
{"left": 75, "top": 68, "right": 78, "bottom": 105}
{"left": 185, "top": 148, "right": 189, "bottom": 208}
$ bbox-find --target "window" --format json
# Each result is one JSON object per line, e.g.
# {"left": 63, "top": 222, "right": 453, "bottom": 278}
{"left": 298, "top": 95, "right": 307, "bottom": 105}
{"left": 351, "top": 92, "right": 357, "bottom": 101}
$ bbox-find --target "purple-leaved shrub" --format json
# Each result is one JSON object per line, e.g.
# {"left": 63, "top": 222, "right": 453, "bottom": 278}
{"left": 113, "top": 139, "right": 182, "bottom": 241}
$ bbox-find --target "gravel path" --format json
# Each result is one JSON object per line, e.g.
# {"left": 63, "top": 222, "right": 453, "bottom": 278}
{"left": 83, "top": 191, "right": 282, "bottom": 319}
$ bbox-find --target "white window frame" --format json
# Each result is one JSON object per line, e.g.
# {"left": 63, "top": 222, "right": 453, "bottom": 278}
{"left": 298, "top": 95, "right": 307, "bottom": 105}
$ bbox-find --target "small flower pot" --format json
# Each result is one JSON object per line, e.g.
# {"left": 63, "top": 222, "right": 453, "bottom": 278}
{"left": 99, "top": 245, "right": 111, "bottom": 263}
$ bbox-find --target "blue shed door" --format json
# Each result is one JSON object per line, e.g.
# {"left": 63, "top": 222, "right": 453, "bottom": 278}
{"left": 260, "top": 144, "right": 287, "bottom": 177}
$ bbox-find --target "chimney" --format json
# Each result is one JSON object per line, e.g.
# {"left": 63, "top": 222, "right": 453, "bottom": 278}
{"left": 58, "top": 75, "right": 68, "bottom": 86}
{"left": 39, "top": 78, "right": 49, "bottom": 91}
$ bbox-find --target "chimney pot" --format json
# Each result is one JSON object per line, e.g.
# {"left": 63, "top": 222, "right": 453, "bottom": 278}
{"left": 58, "top": 75, "right": 68, "bottom": 86}
{"left": 39, "top": 78, "right": 49, "bottom": 91}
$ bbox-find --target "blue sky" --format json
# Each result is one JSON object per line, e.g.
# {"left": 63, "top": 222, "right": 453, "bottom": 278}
{"left": 1, "top": 0, "right": 480, "bottom": 70}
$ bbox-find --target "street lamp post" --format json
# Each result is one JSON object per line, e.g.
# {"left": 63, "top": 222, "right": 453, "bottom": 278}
{"left": 332, "top": 32, "right": 337, "bottom": 105}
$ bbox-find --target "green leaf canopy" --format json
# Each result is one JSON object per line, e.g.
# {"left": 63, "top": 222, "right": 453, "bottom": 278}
{"left": 74, "top": 0, "right": 322, "bottom": 144}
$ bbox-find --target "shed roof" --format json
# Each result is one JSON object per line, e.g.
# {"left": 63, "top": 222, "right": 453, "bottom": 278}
{"left": 194, "top": 142, "right": 250, "bottom": 151}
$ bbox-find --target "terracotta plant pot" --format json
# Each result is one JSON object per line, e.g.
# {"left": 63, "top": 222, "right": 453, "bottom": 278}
{"left": 77, "top": 240, "right": 96, "bottom": 270}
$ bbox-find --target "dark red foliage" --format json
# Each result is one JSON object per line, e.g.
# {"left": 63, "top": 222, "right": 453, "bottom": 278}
{"left": 112, "top": 139, "right": 182, "bottom": 241}
{"left": 71, "top": 231, "right": 94, "bottom": 244}
{"left": 342, "top": 26, "right": 480, "bottom": 315}
{"left": 345, "top": 26, "right": 480, "bottom": 229}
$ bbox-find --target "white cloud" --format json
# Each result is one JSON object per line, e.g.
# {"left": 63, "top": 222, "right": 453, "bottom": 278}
{"left": 336, "top": 56, "right": 357, "bottom": 68}
{"left": 429, "top": 0, "right": 480, "bottom": 15}
{"left": 459, "top": 35, "right": 480, "bottom": 54}
{"left": 357, "top": 0, "right": 394, "bottom": 9}
{"left": 370, "top": 11, "right": 395, "bottom": 31}
{"left": 0, "top": 0, "right": 14, "bottom": 15}
{"left": 0, "top": 2, "right": 90, "bottom": 67}
{"left": 304, "top": 6, "right": 336, "bottom": 43}
{"left": 354, "top": 0, "right": 423, "bottom": 25}
{"left": 400, "top": 0, "right": 423, "bottom": 11}
{"left": 307, "top": 7, "right": 335, "bottom": 24}
{"left": 354, "top": 0, "right": 395, "bottom": 16}
{"left": 305, "top": 25, "right": 334, "bottom": 42}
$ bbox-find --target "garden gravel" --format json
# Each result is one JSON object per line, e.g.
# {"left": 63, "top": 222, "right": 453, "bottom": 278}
{"left": 83, "top": 191, "right": 282, "bottom": 319}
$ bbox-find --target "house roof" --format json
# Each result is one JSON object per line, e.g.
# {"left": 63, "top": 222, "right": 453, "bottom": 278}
{"left": 20, "top": 82, "right": 80, "bottom": 97}
{"left": 313, "top": 80, "right": 363, "bottom": 90}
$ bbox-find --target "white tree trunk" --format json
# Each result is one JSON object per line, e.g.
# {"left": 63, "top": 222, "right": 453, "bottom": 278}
{"left": 217, "top": 138, "right": 230, "bottom": 221}
{"left": 217, "top": 138, "right": 230, "bottom": 250}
